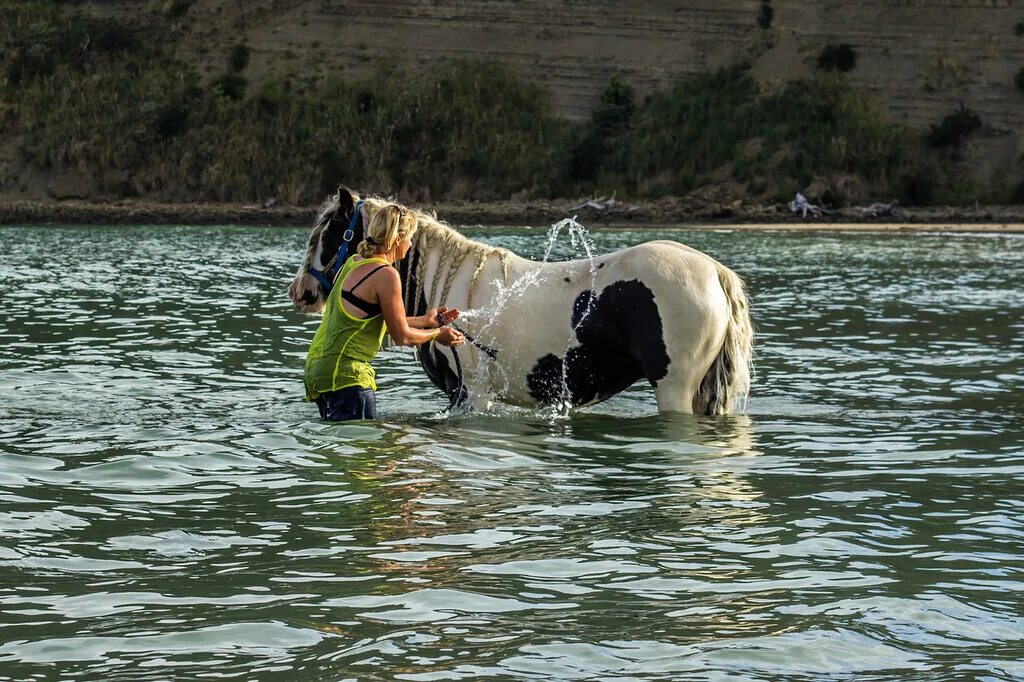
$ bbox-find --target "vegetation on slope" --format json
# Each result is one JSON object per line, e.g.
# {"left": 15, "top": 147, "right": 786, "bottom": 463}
{"left": 568, "top": 67, "right": 914, "bottom": 204}
{"left": 1, "top": 1, "right": 1017, "bottom": 206}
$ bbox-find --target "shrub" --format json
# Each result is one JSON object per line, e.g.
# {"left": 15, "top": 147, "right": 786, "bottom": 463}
{"left": 152, "top": 100, "right": 193, "bottom": 138}
{"left": 927, "top": 104, "right": 982, "bottom": 148}
{"left": 356, "top": 90, "right": 374, "bottom": 114}
{"left": 227, "top": 43, "right": 250, "bottom": 72}
{"left": 757, "top": 1, "right": 773, "bottom": 29}
{"left": 601, "top": 74, "right": 634, "bottom": 109}
{"left": 253, "top": 79, "right": 288, "bottom": 115}
{"left": 898, "top": 170, "right": 937, "bottom": 206}
{"left": 817, "top": 44, "right": 857, "bottom": 72}
{"left": 83, "top": 20, "right": 142, "bottom": 54}
{"left": 4, "top": 19, "right": 62, "bottom": 85}
{"left": 1015, "top": 21, "right": 1024, "bottom": 37}
{"left": 1016, "top": 67, "right": 1024, "bottom": 93}
{"left": 162, "top": 0, "right": 192, "bottom": 20}
{"left": 210, "top": 72, "right": 247, "bottom": 100}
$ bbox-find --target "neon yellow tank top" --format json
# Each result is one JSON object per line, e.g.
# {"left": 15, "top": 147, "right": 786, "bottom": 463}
{"left": 303, "top": 257, "right": 390, "bottom": 400}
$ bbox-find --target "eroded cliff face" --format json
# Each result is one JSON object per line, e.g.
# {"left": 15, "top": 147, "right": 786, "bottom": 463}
{"left": 61, "top": 0, "right": 1024, "bottom": 183}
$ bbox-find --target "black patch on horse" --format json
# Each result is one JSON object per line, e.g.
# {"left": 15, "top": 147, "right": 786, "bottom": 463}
{"left": 526, "top": 280, "right": 670, "bottom": 406}
{"left": 416, "top": 343, "right": 468, "bottom": 408}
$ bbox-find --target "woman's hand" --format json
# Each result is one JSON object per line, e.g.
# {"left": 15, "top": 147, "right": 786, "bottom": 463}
{"left": 435, "top": 327, "right": 465, "bottom": 347}
{"left": 424, "top": 306, "right": 460, "bottom": 328}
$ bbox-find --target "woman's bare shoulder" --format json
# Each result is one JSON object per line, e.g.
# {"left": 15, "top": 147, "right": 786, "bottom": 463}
{"left": 361, "top": 261, "right": 399, "bottom": 288}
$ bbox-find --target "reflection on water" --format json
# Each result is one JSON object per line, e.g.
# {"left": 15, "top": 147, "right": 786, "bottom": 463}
{"left": 0, "top": 225, "right": 1022, "bottom": 680}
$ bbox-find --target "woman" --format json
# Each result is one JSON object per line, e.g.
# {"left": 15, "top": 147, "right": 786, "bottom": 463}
{"left": 304, "top": 204, "right": 465, "bottom": 421}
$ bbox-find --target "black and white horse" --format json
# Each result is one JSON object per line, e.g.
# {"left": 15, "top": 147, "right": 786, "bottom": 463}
{"left": 289, "top": 189, "right": 753, "bottom": 415}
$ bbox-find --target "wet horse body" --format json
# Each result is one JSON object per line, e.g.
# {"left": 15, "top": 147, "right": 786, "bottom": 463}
{"left": 290, "top": 190, "right": 753, "bottom": 415}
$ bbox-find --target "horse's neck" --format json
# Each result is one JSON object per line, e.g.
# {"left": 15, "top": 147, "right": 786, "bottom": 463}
{"left": 408, "top": 221, "right": 521, "bottom": 313}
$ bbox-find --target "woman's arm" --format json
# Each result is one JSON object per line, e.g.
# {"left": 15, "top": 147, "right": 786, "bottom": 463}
{"left": 378, "top": 270, "right": 464, "bottom": 346}
{"left": 408, "top": 307, "right": 460, "bottom": 329}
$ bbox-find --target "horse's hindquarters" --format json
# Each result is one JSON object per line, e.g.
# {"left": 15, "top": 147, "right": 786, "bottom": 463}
{"left": 617, "top": 242, "right": 737, "bottom": 414}
{"left": 637, "top": 244, "right": 751, "bottom": 415}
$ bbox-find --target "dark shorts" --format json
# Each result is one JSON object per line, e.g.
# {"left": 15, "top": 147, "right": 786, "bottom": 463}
{"left": 314, "top": 386, "right": 378, "bottom": 421}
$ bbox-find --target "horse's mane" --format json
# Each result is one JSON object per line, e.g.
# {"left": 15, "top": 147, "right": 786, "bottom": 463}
{"left": 359, "top": 195, "right": 511, "bottom": 312}
{"left": 304, "top": 190, "right": 510, "bottom": 313}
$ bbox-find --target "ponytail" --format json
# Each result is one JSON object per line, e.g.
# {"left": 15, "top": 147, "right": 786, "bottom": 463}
{"left": 357, "top": 204, "right": 416, "bottom": 258}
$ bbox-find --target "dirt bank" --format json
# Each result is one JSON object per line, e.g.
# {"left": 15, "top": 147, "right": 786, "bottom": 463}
{"left": 2, "top": 198, "right": 1024, "bottom": 230}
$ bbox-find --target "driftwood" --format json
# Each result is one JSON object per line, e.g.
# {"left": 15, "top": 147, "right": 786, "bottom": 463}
{"left": 857, "top": 200, "right": 900, "bottom": 218}
{"left": 791, "top": 193, "right": 903, "bottom": 220}
{"left": 788, "top": 192, "right": 826, "bottom": 218}
{"left": 571, "top": 194, "right": 617, "bottom": 212}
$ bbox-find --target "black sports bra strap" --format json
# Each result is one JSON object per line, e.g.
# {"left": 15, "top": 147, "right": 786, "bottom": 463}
{"left": 341, "top": 289, "right": 381, "bottom": 317}
{"left": 348, "top": 264, "right": 389, "bottom": 293}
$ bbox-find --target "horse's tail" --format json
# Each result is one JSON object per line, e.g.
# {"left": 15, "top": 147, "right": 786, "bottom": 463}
{"left": 694, "top": 262, "right": 753, "bottom": 416}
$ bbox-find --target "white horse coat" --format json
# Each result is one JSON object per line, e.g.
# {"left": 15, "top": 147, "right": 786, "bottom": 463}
{"left": 290, "top": 191, "right": 753, "bottom": 415}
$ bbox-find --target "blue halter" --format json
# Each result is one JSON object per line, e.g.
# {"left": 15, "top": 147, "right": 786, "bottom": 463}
{"left": 308, "top": 199, "right": 364, "bottom": 294}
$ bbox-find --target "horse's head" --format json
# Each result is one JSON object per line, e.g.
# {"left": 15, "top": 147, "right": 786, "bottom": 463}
{"left": 288, "top": 187, "right": 364, "bottom": 313}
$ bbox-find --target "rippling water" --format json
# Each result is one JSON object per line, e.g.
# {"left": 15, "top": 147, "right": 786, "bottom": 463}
{"left": 1, "top": 225, "right": 1022, "bottom": 680}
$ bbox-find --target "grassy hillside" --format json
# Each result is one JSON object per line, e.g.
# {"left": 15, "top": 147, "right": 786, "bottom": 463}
{"left": 2, "top": 1, "right": 1020, "bottom": 206}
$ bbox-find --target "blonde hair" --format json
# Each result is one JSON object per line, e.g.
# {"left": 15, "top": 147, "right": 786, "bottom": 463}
{"left": 357, "top": 203, "right": 418, "bottom": 258}
{"left": 349, "top": 195, "right": 511, "bottom": 313}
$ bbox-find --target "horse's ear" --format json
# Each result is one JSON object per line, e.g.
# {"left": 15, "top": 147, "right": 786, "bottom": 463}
{"left": 335, "top": 186, "right": 356, "bottom": 220}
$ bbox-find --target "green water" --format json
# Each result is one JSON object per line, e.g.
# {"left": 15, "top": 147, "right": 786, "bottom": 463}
{"left": 0, "top": 225, "right": 1021, "bottom": 680}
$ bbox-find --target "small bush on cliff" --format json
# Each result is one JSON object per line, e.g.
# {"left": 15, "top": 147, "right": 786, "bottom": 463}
{"left": 162, "top": 0, "right": 193, "bottom": 20}
{"left": 817, "top": 44, "right": 857, "bottom": 72}
{"left": 228, "top": 43, "right": 250, "bottom": 72}
{"left": 210, "top": 72, "right": 247, "bottom": 100}
{"left": 1016, "top": 67, "right": 1024, "bottom": 93}
{"left": 927, "top": 104, "right": 982, "bottom": 148}
{"left": 898, "top": 168, "right": 937, "bottom": 206}
{"left": 1015, "top": 21, "right": 1024, "bottom": 37}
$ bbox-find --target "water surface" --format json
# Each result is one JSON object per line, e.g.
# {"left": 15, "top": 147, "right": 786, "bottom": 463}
{"left": 0, "top": 225, "right": 1022, "bottom": 680}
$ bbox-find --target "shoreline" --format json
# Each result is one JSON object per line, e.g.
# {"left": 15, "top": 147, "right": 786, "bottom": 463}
{"left": 2, "top": 198, "right": 1024, "bottom": 232}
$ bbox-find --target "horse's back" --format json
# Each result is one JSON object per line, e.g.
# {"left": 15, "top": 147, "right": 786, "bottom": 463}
{"left": 599, "top": 240, "right": 727, "bottom": 315}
